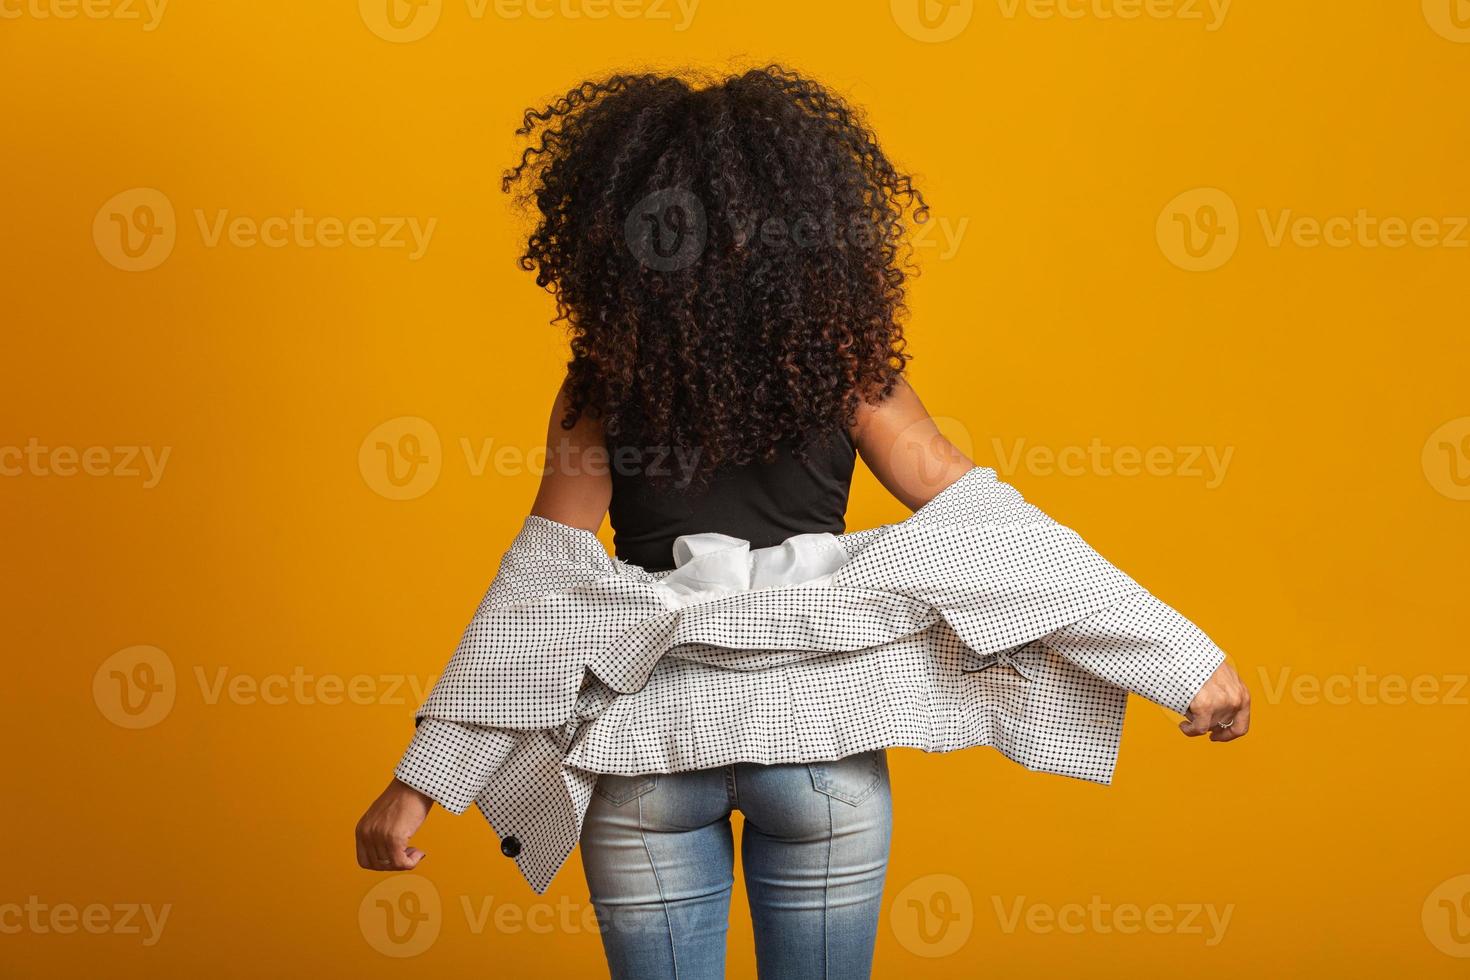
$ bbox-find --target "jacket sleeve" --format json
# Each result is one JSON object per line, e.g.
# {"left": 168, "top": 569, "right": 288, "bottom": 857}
{"left": 391, "top": 517, "right": 633, "bottom": 813}
{"left": 1041, "top": 584, "right": 1226, "bottom": 716}
{"left": 393, "top": 718, "right": 517, "bottom": 814}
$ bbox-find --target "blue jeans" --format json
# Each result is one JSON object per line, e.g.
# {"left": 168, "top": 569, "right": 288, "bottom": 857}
{"left": 580, "top": 749, "right": 893, "bottom": 979}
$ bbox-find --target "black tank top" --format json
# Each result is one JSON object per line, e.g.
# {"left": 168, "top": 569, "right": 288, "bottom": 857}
{"left": 607, "top": 426, "right": 857, "bottom": 572}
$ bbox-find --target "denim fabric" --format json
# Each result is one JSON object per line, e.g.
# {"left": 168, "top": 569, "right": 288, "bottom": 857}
{"left": 579, "top": 750, "right": 893, "bottom": 979}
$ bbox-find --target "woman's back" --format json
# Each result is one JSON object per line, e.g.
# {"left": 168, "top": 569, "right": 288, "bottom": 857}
{"left": 606, "top": 425, "right": 856, "bottom": 571}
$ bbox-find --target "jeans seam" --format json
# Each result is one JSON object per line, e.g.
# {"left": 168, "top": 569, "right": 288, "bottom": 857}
{"left": 637, "top": 793, "right": 681, "bottom": 980}
{"left": 822, "top": 793, "right": 835, "bottom": 979}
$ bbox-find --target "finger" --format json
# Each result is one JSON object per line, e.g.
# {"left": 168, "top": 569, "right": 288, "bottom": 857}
{"left": 1179, "top": 703, "right": 1218, "bottom": 736}
{"left": 367, "top": 833, "right": 394, "bottom": 871}
{"left": 404, "top": 846, "right": 427, "bottom": 868}
{"left": 1207, "top": 701, "right": 1247, "bottom": 741}
{"left": 1205, "top": 705, "right": 1236, "bottom": 740}
{"left": 356, "top": 830, "right": 372, "bottom": 870}
{"left": 1212, "top": 696, "right": 1251, "bottom": 742}
{"left": 1179, "top": 677, "right": 1227, "bottom": 735}
{"left": 390, "top": 837, "right": 419, "bottom": 870}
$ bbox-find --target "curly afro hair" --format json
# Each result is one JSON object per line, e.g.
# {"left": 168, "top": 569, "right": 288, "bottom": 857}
{"left": 503, "top": 64, "right": 929, "bottom": 488}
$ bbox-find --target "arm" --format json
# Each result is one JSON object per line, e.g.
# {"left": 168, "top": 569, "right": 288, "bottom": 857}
{"left": 856, "top": 376, "right": 1250, "bottom": 743}
{"left": 1045, "top": 587, "right": 1250, "bottom": 740}
{"left": 529, "top": 377, "right": 612, "bottom": 530}
{"left": 355, "top": 377, "right": 612, "bottom": 872}
{"left": 851, "top": 376, "right": 975, "bottom": 510}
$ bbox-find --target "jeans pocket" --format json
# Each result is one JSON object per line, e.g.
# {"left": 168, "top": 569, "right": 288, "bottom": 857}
{"left": 807, "top": 750, "right": 884, "bottom": 806}
{"left": 593, "top": 772, "right": 659, "bottom": 807}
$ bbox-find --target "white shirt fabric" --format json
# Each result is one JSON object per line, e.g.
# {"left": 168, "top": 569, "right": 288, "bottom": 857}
{"left": 654, "top": 531, "right": 850, "bottom": 605}
{"left": 394, "top": 466, "right": 1226, "bottom": 894}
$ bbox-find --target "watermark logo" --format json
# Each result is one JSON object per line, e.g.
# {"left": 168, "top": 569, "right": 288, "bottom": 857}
{"left": 461, "top": 894, "right": 603, "bottom": 934}
{"left": 359, "top": 874, "right": 442, "bottom": 957}
{"left": 992, "top": 895, "right": 1233, "bottom": 944}
{"left": 95, "top": 190, "right": 435, "bottom": 266}
{"left": 1254, "top": 665, "right": 1467, "bottom": 707}
{"left": 360, "top": 0, "right": 442, "bottom": 41}
{"left": 620, "top": 191, "right": 962, "bottom": 267}
{"left": 0, "top": 440, "right": 171, "bottom": 487}
{"left": 0, "top": 0, "right": 169, "bottom": 30}
{"left": 1423, "top": 0, "right": 1470, "bottom": 42}
{"left": 0, "top": 898, "right": 171, "bottom": 946}
{"left": 490, "top": 0, "right": 699, "bottom": 29}
{"left": 889, "top": 873, "right": 975, "bottom": 958}
{"left": 361, "top": 0, "right": 698, "bottom": 40}
{"left": 360, "top": 416, "right": 443, "bottom": 500}
{"left": 369, "top": 427, "right": 705, "bottom": 489}
{"left": 1162, "top": 191, "right": 1469, "bottom": 268}
{"left": 193, "top": 209, "right": 436, "bottom": 257}
{"left": 1257, "top": 209, "right": 1469, "bottom": 250}
{"left": 1157, "top": 187, "right": 1239, "bottom": 272}
{"left": 994, "top": 0, "right": 1230, "bottom": 30}
{"left": 94, "top": 188, "right": 176, "bottom": 272}
{"left": 93, "top": 646, "right": 176, "bottom": 729}
{"left": 1423, "top": 875, "right": 1470, "bottom": 957}
{"left": 94, "top": 651, "right": 439, "bottom": 721}
{"left": 1422, "top": 417, "right": 1470, "bottom": 501}
{"left": 891, "top": 0, "right": 975, "bottom": 42}
{"left": 192, "top": 666, "right": 437, "bottom": 707}
{"left": 625, "top": 188, "right": 707, "bottom": 272}
{"left": 991, "top": 436, "right": 1233, "bottom": 488}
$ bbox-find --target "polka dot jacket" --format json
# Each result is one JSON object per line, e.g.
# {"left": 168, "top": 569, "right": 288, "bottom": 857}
{"left": 393, "top": 467, "right": 1226, "bottom": 893}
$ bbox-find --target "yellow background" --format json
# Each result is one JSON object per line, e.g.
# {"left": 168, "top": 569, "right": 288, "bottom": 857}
{"left": 2, "top": 0, "right": 1467, "bottom": 976}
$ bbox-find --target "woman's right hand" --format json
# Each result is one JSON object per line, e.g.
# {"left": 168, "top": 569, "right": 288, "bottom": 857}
{"left": 355, "top": 778, "right": 433, "bottom": 870}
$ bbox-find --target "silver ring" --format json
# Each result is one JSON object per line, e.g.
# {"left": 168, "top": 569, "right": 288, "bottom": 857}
{"left": 1216, "top": 719, "right": 1235, "bottom": 729}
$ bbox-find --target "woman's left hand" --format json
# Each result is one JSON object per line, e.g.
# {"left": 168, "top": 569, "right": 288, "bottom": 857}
{"left": 1180, "top": 662, "right": 1251, "bottom": 742}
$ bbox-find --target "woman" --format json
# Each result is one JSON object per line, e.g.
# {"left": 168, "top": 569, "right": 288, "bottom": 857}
{"left": 356, "top": 66, "right": 1251, "bottom": 979}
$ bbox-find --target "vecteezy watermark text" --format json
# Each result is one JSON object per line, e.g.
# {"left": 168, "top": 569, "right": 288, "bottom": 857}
{"left": 1257, "top": 666, "right": 1469, "bottom": 706}
{"left": 623, "top": 188, "right": 969, "bottom": 273}
{"left": 1, "top": 440, "right": 170, "bottom": 488}
{"left": 994, "top": 0, "right": 1230, "bottom": 30}
{"left": 93, "top": 188, "right": 437, "bottom": 272}
{"left": 992, "top": 895, "right": 1233, "bottom": 946}
{"left": 93, "top": 646, "right": 441, "bottom": 729}
{"left": 359, "top": 415, "right": 708, "bottom": 501}
{"left": 194, "top": 209, "right": 436, "bottom": 258}
{"left": 0, "top": 0, "right": 167, "bottom": 30}
{"left": 0, "top": 898, "right": 171, "bottom": 947}
{"left": 990, "top": 437, "right": 1234, "bottom": 488}
{"left": 359, "top": 0, "right": 699, "bottom": 43}
{"left": 1158, "top": 187, "right": 1470, "bottom": 271}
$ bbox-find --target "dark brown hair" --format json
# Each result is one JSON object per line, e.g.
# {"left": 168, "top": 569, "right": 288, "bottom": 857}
{"left": 504, "top": 64, "right": 928, "bottom": 487}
